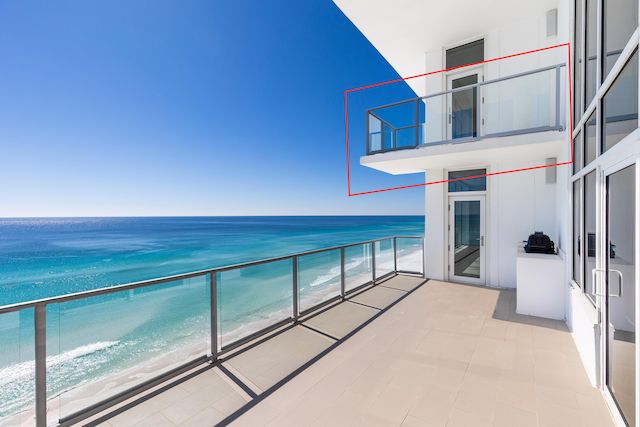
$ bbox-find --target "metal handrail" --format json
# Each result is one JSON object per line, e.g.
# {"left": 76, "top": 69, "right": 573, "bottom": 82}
{"left": 3, "top": 235, "right": 426, "bottom": 427}
{"left": 0, "top": 236, "right": 416, "bottom": 314}
{"left": 366, "top": 63, "right": 567, "bottom": 155}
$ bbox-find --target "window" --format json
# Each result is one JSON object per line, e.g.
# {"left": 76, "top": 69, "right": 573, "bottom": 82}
{"left": 584, "top": 171, "right": 597, "bottom": 303}
{"left": 446, "top": 40, "right": 484, "bottom": 69}
{"left": 584, "top": 110, "right": 596, "bottom": 166}
{"left": 573, "top": 180, "right": 581, "bottom": 286}
{"left": 574, "top": 0, "right": 583, "bottom": 125}
{"left": 585, "top": 0, "right": 598, "bottom": 109}
{"left": 602, "top": 0, "right": 638, "bottom": 81}
{"left": 448, "top": 169, "right": 487, "bottom": 192}
{"left": 573, "top": 132, "right": 582, "bottom": 175}
{"left": 602, "top": 50, "right": 639, "bottom": 152}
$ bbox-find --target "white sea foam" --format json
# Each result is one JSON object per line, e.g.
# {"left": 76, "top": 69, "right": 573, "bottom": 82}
{"left": 307, "top": 256, "right": 368, "bottom": 288}
{"left": 0, "top": 341, "right": 119, "bottom": 387}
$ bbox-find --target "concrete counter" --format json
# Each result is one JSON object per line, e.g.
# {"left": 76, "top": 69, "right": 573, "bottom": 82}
{"left": 516, "top": 247, "right": 566, "bottom": 320}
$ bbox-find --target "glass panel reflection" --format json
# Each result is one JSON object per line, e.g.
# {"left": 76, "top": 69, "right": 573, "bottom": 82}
{"left": 220, "top": 261, "right": 292, "bottom": 347}
{"left": 374, "top": 239, "right": 394, "bottom": 279}
{"left": 0, "top": 309, "right": 35, "bottom": 426}
{"left": 396, "top": 238, "right": 423, "bottom": 274}
{"left": 396, "top": 128, "right": 416, "bottom": 148}
{"left": 344, "top": 244, "right": 372, "bottom": 292}
{"left": 585, "top": 0, "right": 598, "bottom": 108}
{"left": 606, "top": 164, "right": 636, "bottom": 425}
{"left": 298, "top": 250, "right": 341, "bottom": 312}
{"left": 573, "top": 132, "right": 582, "bottom": 175}
{"left": 383, "top": 124, "right": 395, "bottom": 149}
{"left": 454, "top": 201, "right": 481, "bottom": 278}
{"left": 603, "top": 51, "right": 638, "bottom": 153}
{"left": 451, "top": 78, "right": 477, "bottom": 139}
{"left": 603, "top": 0, "right": 638, "bottom": 80}
{"left": 57, "top": 276, "right": 210, "bottom": 418}
{"left": 422, "top": 94, "right": 447, "bottom": 145}
{"left": 368, "top": 114, "right": 382, "bottom": 152}
{"left": 584, "top": 171, "right": 597, "bottom": 303}
{"left": 449, "top": 169, "right": 487, "bottom": 192}
{"left": 574, "top": 0, "right": 583, "bottom": 123}
{"left": 484, "top": 68, "right": 555, "bottom": 135}
{"left": 573, "top": 180, "right": 582, "bottom": 286}
{"left": 584, "top": 111, "right": 597, "bottom": 166}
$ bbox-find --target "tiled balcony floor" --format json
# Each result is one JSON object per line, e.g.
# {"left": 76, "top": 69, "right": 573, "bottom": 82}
{"left": 90, "top": 276, "right": 615, "bottom": 427}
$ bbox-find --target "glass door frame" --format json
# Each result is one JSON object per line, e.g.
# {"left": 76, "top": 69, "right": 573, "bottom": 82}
{"left": 447, "top": 194, "right": 486, "bottom": 285}
{"left": 446, "top": 67, "right": 484, "bottom": 141}
{"left": 599, "top": 152, "right": 640, "bottom": 427}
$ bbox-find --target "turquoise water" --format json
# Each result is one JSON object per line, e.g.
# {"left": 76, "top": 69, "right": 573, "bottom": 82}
{"left": 0, "top": 216, "right": 423, "bottom": 422}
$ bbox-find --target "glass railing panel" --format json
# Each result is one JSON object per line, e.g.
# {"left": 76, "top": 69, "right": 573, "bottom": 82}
{"left": 0, "top": 309, "right": 34, "bottom": 426}
{"left": 483, "top": 68, "right": 556, "bottom": 136}
{"left": 368, "top": 114, "right": 382, "bottom": 152}
{"left": 344, "top": 244, "right": 372, "bottom": 292}
{"left": 298, "top": 250, "right": 341, "bottom": 313}
{"left": 46, "top": 304, "right": 60, "bottom": 425}
{"left": 396, "top": 238, "right": 423, "bottom": 274}
{"left": 219, "top": 259, "right": 293, "bottom": 348}
{"left": 55, "top": 275, "right": 210, "bottom": 419}
{"left": 396, "top": 127, "right": 416, "bottom": 148}
{"left": 372, "top": 100, "right": 416, "bottom": 130}
{"left": 374, "top": 239, "right": 395, "bottom": 279}
{"left": 383, "top": 123, "right": 394, "bottom": 149}
{"left": 421, "top": 94, "right": 447, "bottom": 145}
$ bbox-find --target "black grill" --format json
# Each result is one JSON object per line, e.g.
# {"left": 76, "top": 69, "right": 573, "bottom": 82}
{"left": 524, "top": 232, "right": 555, "bottom": 254}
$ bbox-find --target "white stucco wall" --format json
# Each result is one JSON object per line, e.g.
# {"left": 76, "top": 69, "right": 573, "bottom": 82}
{"left": 424, "top": 4, "right": 569, "bottom": 98}
{"left": 423, "top": 159, "right": 560, "bottom": 288}
{"left": 424, "top": 169, "right": 446, "bottom": 281}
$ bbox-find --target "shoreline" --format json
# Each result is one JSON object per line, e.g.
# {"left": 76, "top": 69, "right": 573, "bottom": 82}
{"left": 0, "top": 248, "right": 422, "bottom": 425}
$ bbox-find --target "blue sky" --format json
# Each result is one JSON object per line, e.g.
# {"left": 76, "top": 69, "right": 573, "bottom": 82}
{"left": 0, "top": 0, "right": 425, "bottom": 217}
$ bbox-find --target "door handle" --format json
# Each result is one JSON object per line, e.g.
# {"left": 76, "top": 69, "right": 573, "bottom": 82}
{"left": 449, "top": 107, "right": 452, "bottom": 124}
{"left": 592, "top": 268, "right": 605, "bottom": 297}
{"left": 610, "top": 269, "right": 624, "bottom": 298}
{"left": 481, "top": 236, "right": 484, "bottom": 246}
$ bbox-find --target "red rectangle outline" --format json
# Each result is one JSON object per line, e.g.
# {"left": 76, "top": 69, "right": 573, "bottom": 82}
{"left": 345, "top": 43, "right": 573, "bottom": 196}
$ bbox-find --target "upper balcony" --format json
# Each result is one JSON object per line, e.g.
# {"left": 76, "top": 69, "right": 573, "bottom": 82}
{"left": 364, "top": 64, "right": 567, "bottom": 173}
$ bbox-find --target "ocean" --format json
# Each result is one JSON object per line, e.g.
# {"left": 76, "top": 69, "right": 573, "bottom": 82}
{"left": 0, "top": 216, "right": 423, "bottom": 423}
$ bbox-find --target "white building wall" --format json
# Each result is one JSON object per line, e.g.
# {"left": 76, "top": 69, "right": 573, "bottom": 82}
{"left": 424, "top": 169, "right": 446, "bottom": 281}
{"left": 424, "top": 6, "right": 569, "bottom": 98}
{"left": 424, "top": 161, "right": 560, "bottom": 288}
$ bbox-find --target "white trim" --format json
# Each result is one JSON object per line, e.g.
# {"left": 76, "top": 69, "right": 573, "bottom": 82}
{"left": 599, "top": 154, "right": 639, "bottom": 427}
{"left": 448, "top": 194, "right": 486, "bottom": 285}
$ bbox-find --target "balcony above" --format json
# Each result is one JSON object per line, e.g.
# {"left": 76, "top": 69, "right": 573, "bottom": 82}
{"left": 363, "top": 64, "right": 567, "bottom": 174}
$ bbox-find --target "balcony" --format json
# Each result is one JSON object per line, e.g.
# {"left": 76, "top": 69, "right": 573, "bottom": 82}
{"left": 0, "top": 237, "right": 424, "bottom": 427}
{"left": 366, "top": 64, "right": 566, "bottom": 156}
{"left": 0, "top": 236, "right": 617, "bottom": 427}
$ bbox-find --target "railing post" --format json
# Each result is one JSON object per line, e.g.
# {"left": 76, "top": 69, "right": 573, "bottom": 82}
{"left": 415, "top": 99, "right": 420, "bottom": 147}
{"left": 476, "top": 82, "right": 482, "bottom": 139}
{"left": 371, "top": 242, "right": 376, "bottom": 285}
{"left": 393, "top": 237, "right": 397, "bottom": 273}
{"left": 35, "top": 304, "right": 46, "bottom": 427}
{"left": 292, "top": 256, "right": 299, "bottom": 322}
{"left": 422, "top": 237, "right": 427, "bottom": 278}
{"left": 210, "top": 272, "right": 218, "bottom": 360}
{"left": 556, "top": 65, "right": 561, "bottom": 129}
{"left": 340, "top": 247, "right": 346, "bottom": 300}
{"left": 366, "top": 110, "right": 370, "bottom": 155}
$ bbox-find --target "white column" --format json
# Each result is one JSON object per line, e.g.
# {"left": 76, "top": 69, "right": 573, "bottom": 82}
{"left": 425, "top": 169, "right": 446, "bottom": 280}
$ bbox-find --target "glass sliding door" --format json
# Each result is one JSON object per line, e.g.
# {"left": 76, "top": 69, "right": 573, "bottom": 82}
{"left": 605, "top": 163, "right": 637, "bottom": 426}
